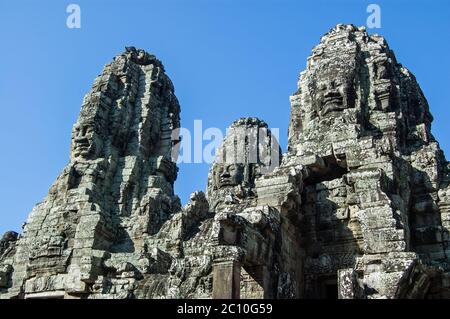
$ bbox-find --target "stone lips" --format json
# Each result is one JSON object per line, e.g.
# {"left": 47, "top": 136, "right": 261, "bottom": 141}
{"left": 1, "top": 24, "right": 450, "bottom": 299}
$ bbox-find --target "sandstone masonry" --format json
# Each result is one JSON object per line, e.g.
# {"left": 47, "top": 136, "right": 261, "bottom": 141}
{"left": 1, "top": 25, "right": 449, "bottom": 299}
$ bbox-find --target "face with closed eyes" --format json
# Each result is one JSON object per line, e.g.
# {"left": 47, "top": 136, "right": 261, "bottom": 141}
{"left": 216, "top": 164, "right": 244, "bottom": 188}
{"left": 317, "top": 78, "right": 346, "bottom": 117}
{"left": 71, "top": 122, "right": 102, "bottom": 160}
{"left": 312, "top": 61, "right": 356, "bottom": 118}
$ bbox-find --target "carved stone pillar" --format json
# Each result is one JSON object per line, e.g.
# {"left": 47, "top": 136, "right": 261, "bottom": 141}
{"left": 338, "top": 268, "right": 362, "bottom": 299}
{"left": 212, "top": 245, "right": 244, "bottom": 299}
{"left": 212, "top": 258, "right": 241, "bottom": 299}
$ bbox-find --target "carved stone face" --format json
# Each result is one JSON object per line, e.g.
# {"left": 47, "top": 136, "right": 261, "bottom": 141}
{"left": 310, "top": 58, "right": 356, "bottom": 119}
{"left": 71, "top": 122, "right": 101, "bottom": 159}
{"left": 216, "top": 164, "right": 244, "bottom": 188}
{"left": 317, "top": 79, "right": 345, "bottom": 117}
{"left": 207, "top": 118, "right": 280, "bottom": 211}
{"left": 315, "top": 73, "right": 355, "bottom": 118}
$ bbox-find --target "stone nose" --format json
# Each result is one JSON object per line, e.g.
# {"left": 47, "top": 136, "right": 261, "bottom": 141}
{"left": 329, "top": 80, "right": 339, "bottom": 89}
{"left": 220, "top": 171, "right": 231, "bottom": 178}
{"left": 75, "top": 136, "right": 90, "bottom": 145}
{"left": 76, "top": 129, "right": 86, "bottom": 137}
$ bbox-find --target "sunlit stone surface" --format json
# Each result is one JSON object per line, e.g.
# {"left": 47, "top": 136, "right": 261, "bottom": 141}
{"left": 1, "top": 26, "right": 449, "bottom": 299}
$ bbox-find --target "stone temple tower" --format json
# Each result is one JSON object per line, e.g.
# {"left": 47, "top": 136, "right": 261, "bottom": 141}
{"left": 285, "top": 24, "right": 450, "bottom": 298}
{"left": 1, "top": 25, "right": 450, "bottom": 299}
{"left": 0, "top": 47, "right": 182, "bottom": 298}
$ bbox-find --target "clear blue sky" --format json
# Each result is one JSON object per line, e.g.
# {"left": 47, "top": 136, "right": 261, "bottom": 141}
{"left": 1, "top": 0, "right": 449, "bottom": 235}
